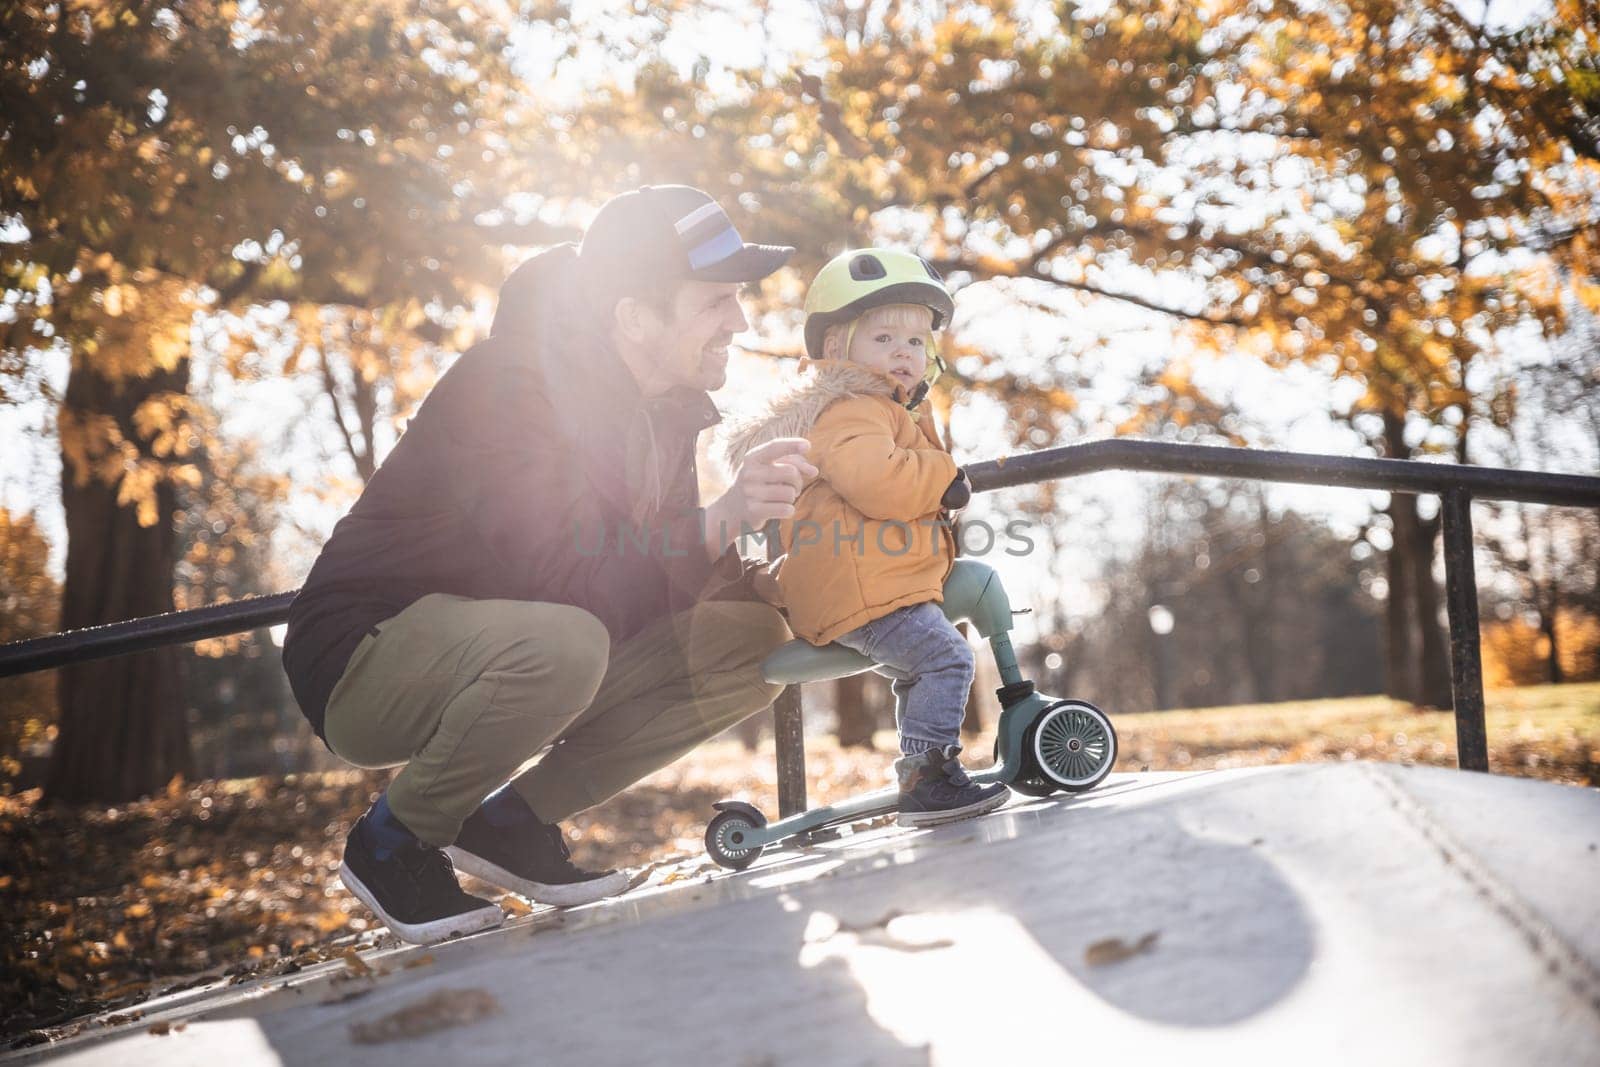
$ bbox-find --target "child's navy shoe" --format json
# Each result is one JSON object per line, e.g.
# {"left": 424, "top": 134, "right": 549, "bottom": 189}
{"left": 894, "top": 745, "right": 1009, "bottom": 828}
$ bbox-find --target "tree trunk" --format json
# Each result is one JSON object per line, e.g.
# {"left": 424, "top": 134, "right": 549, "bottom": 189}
{"left": 834, "top": 672, "right": 875, "bottom": 749}
{"left": 1380, "top": 411, "right": 1453, "bottom": 706}
{"left": 1413, "top": 513, "right": 1454, "bottom": 709}
{"left": 1586, "top": 522, "right": 1600, "bottom": 680}
{"left": 1541, "top": 528, "right": 1564, "bottom": 685}
{"left": 1382, "top": 501, "right": 1455, "bottom": 709}
{"left": 45, "top": 358, "right": 193, "bottom": 804}
{"left": 1541, "top": 583, "right": 1564, "bottom": 685}
{"left": 1229, "top": 504, "right": 1277, "bottom": 704}
{"left": 729, "top": 713, "right": 763, "bottom": 751}
{"left": 1383, "top": 494, "right": 1420, "bottom": 704}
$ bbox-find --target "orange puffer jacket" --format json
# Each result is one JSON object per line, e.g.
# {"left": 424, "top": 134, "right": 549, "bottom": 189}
{"left": 719, "top": 361, "right": 959, "bottom": 645}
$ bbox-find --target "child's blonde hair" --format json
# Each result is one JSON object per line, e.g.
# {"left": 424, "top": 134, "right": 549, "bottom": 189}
{"left": 822, "top": 303, "right": 936, "bottom": 360}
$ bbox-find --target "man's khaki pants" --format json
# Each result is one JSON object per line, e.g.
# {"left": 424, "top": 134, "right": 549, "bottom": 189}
{"left": 322, "top": 594, "right": 789, "bottom": 847}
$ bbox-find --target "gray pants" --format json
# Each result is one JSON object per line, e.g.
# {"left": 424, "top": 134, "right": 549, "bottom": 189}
{"left": 323, "top": 594, "right": 789, "bottom": 846}
{"left": 834, "top": 602, "right": 974, "bottom": 755}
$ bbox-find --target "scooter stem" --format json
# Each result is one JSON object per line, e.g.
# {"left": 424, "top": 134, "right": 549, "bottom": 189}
{"left": 989, "top": 633, "right": 1026, "bottom": 687}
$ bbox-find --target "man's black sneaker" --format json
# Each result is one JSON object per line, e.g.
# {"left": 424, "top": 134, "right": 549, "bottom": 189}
{"left": 339, "top": 812, "right": 503, "bottom": 945}
{"left": 894, "top": 744, "right": 1010, "bottom": 828}
{"left": 446, "top": 807, "right": 629, "bottom": 907}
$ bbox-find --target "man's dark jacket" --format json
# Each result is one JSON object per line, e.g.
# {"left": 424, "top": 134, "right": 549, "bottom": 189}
{"left": 282, "top": 245, "right": 742, "bottom": 739}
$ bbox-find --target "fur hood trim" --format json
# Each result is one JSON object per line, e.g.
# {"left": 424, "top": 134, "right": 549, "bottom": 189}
{"left": 718, "top": 361, "right": 904, "bottom": 473}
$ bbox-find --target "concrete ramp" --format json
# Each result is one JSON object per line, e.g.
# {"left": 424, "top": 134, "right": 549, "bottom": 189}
{"left": 13, "top": 763, "right": 1600, "bottom": 1066}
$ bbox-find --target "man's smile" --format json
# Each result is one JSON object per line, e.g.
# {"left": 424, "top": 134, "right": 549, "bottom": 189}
{"left": 701, "top": 340, "right": 731, "bottom": 374}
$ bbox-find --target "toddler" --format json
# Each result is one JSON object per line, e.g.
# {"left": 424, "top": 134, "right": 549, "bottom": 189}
{"left": 722, "top": 248, "right": 1008, "bottom": 826}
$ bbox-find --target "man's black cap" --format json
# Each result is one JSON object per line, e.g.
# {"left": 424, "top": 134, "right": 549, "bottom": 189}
{"left": 577, "top": 185, "right": 795, "bottom": 304}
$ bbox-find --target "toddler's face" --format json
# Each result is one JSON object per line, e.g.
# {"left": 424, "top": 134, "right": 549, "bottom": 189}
{"left": 835, "top": 304, "right": 934, "bottom": 393}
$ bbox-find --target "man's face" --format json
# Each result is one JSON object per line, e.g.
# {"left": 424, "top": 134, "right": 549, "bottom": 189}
{"left": 642, "top": 279, "right": 750, "bottom": 394}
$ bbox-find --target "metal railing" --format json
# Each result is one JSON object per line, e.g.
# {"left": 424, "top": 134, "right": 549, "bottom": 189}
{"left": 5, "top": 439, "right": 1599, "bottom": 810}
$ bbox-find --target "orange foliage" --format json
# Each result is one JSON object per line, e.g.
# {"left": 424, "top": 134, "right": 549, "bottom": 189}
{"left": 1481, "top": 610, "right": 1600, "bottom": 689}
{"left": 0, "top": 510, "right": 59, "bottom": 771}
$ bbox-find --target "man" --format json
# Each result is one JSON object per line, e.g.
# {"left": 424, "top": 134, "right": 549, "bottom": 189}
{"left": 282, "top": 186, "right": 816, "bottom": 944}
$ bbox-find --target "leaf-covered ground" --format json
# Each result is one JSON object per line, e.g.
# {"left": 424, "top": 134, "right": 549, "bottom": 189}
{"left": 4, "top": 683, "right": 1596, "bottom": 1047}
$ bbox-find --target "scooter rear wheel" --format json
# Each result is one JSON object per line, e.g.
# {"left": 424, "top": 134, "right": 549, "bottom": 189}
{"left": 1031, "top": 700, "right": 1117, "bottom": 792}
{"left": 706, "top": 808, "right": 766, "bottom": 871}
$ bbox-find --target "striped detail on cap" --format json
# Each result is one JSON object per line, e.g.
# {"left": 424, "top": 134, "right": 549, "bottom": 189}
{"left": 675, "top": 201, "right": 744, "bottom": 270}
{"left": 674, "top": 201, "right": 725, "bottom": 236}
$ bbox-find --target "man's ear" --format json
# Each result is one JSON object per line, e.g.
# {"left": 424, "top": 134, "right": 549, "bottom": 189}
{"left": 612, "top": 296, "right": 661, "bottom": 346}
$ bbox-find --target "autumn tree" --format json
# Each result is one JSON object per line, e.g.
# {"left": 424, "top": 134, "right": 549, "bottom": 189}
{"left": 1177, "top": 0, "right": 1599, "bottom": 706}
{"left": 0, "top": 508, "right": 60, "bottom": 781}
{"left": 1, "top": 0, "right": 548, "bottom": 802}
{"left": 552, "top": 0, "right": 1597, "bottom": 707}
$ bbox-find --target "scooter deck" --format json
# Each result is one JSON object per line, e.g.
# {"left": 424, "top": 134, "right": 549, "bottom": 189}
{"left": 740, "top": 760, "right": 1016, "bottom": 849}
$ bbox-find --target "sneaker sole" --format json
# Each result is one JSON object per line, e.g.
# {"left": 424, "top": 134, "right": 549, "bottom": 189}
{"left": 444, "top": 847, "right": 631, "bottom": 908}
{"left": 338, "top": 861, "right": 504, "bottom": 945}
{"left": 897, "top": 787, "right": 1010, "bottom": 829}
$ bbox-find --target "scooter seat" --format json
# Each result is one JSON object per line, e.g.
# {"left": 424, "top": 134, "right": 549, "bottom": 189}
{"left": 758, "top": 559, "right": 1014, "bottom": 685}
{"left": 761, "top": 640, "right": 876, "bottom": 685}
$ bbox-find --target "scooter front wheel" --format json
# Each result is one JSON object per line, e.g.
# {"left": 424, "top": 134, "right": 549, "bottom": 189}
{"left": 1031, "top": 700, "right": 1117, "bottom": 792}
{"left": 706, "top": 808, "right": 767, "bottom": 870}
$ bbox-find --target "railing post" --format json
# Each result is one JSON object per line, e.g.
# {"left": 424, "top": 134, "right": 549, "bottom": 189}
{"left": 1441, "top": 489, "right": 1489, "bottom": 772}
{"left": 765, "top": 519, "right": 807, "bottom": 817}
{"left": 773, "top": 686, "right": 807, "bottom": 817}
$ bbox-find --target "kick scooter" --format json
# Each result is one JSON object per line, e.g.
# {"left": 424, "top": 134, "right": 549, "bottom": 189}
{"left": 704, "top": 559, "right": 1117, "bottom": 870}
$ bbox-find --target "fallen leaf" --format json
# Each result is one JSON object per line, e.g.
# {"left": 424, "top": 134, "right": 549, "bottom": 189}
{"left": 349, "top": 988, "right": 500, "bottom": 1044}
{"left": 340, "top": 949, "right": 373, "bottom": 977}
{"left": 1084, "top": 931, "right": 1160, "bottom": 967}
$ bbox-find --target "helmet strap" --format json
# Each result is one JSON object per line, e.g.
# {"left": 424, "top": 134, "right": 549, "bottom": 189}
{"left": 921, "top": 335, "right": 945, "bottom": 386}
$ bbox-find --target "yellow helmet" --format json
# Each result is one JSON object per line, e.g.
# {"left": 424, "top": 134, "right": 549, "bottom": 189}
{"left": 802, "top": 249, "right": 954, "bottom": 377}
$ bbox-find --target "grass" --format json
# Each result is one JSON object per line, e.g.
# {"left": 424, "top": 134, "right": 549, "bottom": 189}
{"left": 1103, "top": 681, "right": 1600, "bottom": 786}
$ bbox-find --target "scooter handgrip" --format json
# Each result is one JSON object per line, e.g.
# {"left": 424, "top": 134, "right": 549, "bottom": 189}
{"left": 941, "top": 470, "right": 971, "bottom": 510}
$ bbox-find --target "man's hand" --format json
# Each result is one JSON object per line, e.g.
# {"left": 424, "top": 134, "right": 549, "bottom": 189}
{"left": 704, "top": 437, "right": 818, "bottom": 558}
